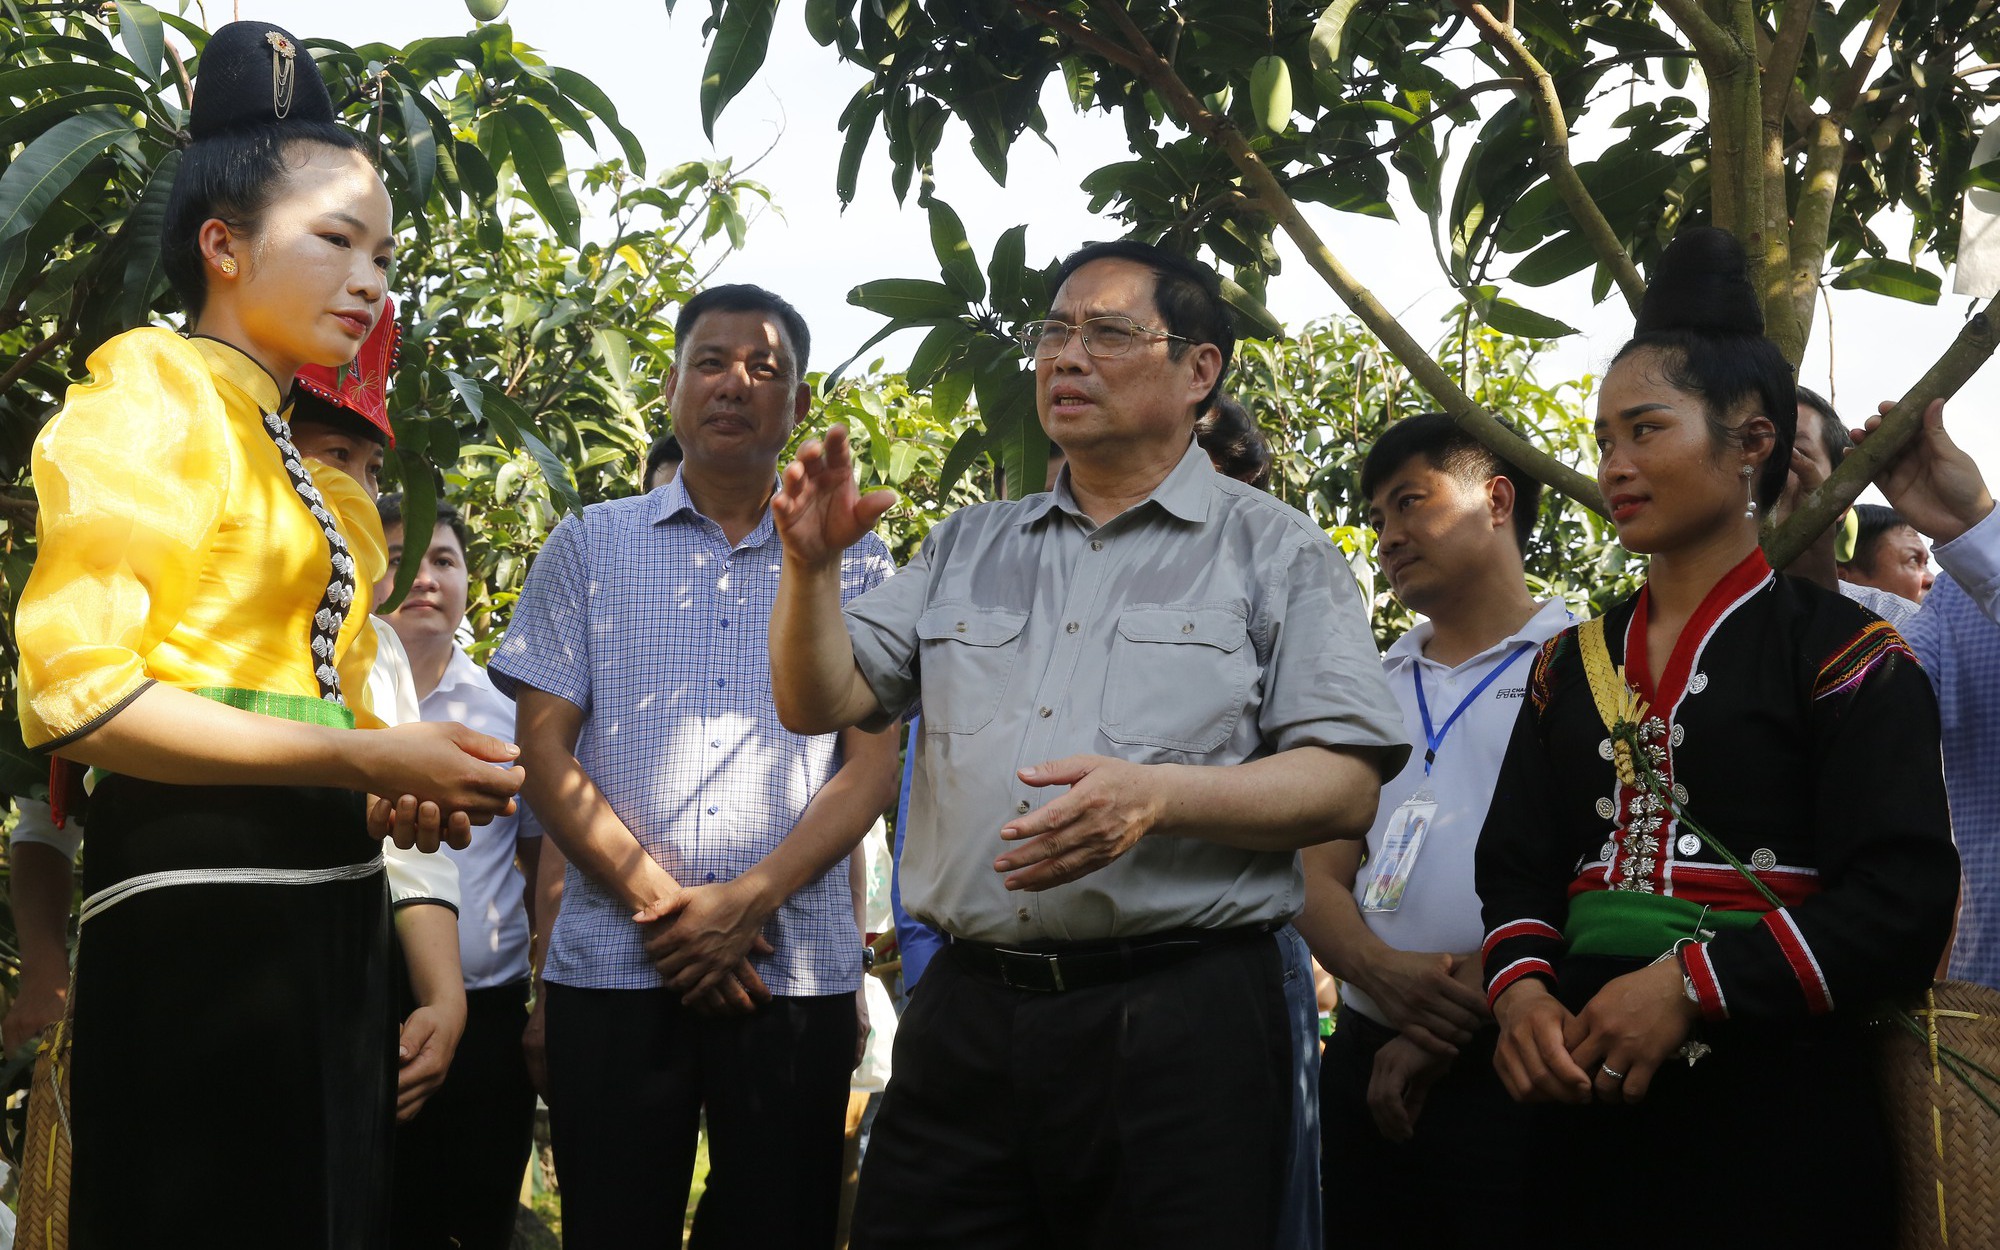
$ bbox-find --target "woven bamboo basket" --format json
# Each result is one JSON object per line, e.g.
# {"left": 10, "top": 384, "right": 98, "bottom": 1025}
{"left": 13, "top": 1010, "right": 73, "bottom": 1250}
{"left": 1874, "top": 980, "right": 2000, "bottom": 1250}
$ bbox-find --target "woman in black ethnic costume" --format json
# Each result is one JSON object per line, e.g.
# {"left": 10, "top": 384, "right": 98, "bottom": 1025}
{"left": 1474, "top": 228, "right": 1958, "bottom": 1249}
{"left": 13, "top": 23, "right": 521, "bottom": 1247}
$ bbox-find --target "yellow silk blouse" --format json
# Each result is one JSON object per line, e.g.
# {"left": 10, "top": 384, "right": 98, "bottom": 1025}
{"left": 17, "top": 329, "right": 386, "bottom": 749}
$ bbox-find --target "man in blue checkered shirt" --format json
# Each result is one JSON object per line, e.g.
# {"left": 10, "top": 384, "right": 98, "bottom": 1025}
{"left": 1840, "top": 398, "right": 2000, "bottom": 989}
{"left": 491, "top": 285, "right": 902, "bottom": 1248}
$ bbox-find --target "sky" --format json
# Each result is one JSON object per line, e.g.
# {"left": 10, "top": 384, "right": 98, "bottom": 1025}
{"left": 227, "top": 0, "right": 2000, "bottom": 494}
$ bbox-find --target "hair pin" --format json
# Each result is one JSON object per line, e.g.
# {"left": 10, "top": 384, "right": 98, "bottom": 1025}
{"left": 266, "top": 30, "right": 297, "bottom": 120}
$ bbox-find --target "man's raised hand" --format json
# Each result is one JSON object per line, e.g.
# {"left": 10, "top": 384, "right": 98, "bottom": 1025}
{"left": 1854, "top": 398, "right": 1995, "bottom": 544}
{"left": 773, "top": 425, "right": 897, "bottom": 567}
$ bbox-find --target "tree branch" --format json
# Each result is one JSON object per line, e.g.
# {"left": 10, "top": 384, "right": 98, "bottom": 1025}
{"left": 1759, "top": 0, "right": 1815, "bottom": 129}
{"left": 1785, "top": 115, "right": 1845, "bottom": 338}
{"left": 0, "top": 329, "right": 71, "bottom": 398}
{"left": 1455, "top": 0, "right": 1647, "bottom": 313}
{"left": 1042, "top": 0, "right": 1605, "bottom": 514}
{"left": 1764, "top": 294, "right": 2000, "bottom": 566}
{"left": 1652, "top": 0, "right": 1738, "bottom": 66}
{"left": 1830, "top": 0, "right": 1904, "bottom": 117}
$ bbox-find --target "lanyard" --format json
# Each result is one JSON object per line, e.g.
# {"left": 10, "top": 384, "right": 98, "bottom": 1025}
{"left": 1412, "top": 643, "right": 1536, "bottom": 775}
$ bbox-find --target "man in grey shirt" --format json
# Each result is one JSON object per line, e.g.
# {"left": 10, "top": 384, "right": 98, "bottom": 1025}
{"left": 769, "top": 240, "right": 1407, "bottom": 1247}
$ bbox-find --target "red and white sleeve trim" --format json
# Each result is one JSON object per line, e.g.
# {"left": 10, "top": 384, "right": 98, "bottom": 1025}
{"left": 1486, "top": 957, "right": 1556, "bottom": 1009}
{"left": 1679, "top": 941, "right": 1728, "bottom": 1022}
{"left": 1481, "top": 919, "right": 1563, "bottom": 960}
{"left": 1761, "top": 909, "right": 1835, "bottom": 1015}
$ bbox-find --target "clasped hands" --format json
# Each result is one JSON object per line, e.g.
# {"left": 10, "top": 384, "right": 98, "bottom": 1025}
{"left": 1492, "top": 960, "right": 1700, "bottom": 1106}
{"left": 361, "top": 720, "right": 527, "bottom": 853}
{"left": 634, "top": 880, "right": 776, "bottom": 1018}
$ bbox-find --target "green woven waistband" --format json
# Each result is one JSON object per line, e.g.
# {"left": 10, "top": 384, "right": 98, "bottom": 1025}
{"left": 190, "top": 686, "right": 354, "bottom": 731}
{"left": 1567, "top": 890, "right": 1762, "bottom": 960}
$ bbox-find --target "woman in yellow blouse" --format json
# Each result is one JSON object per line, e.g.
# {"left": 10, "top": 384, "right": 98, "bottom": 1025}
{"left": 13, "top": 24, "right": 522, "bottom": 1247}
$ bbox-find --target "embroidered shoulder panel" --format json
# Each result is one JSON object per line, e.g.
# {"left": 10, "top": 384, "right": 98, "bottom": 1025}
{"left": 1813, "top": 618, "right": 1916, "bottom": 702}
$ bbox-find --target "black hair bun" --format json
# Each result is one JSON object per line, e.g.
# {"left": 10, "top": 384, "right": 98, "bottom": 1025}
{"left": 189, "top": 21, "right": 336, "bottom": 140}
{"left": 1634, "top": 226, "right": 1764, "bottom": 337}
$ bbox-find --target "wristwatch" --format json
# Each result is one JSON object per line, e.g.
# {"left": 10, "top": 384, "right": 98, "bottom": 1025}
{"left": 861, "top": 943, "right": 877, "bottom": 973}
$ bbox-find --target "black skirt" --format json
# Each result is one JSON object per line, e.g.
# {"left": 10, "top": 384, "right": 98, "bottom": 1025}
{"left": 68, "top": 776, "right": 395, "bottom": 1249}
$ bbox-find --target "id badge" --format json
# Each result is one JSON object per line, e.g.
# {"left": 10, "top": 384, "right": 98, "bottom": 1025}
{"left": 1359, "top": 790, "right": 1438, "bottom": 913}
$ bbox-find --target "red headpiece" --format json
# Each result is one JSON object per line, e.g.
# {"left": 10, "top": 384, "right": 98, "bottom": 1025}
{"left": 294, "top": 296, "right": 400, "bottom": 446}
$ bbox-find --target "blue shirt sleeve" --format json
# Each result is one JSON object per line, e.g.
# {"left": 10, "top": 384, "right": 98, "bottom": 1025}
{"left": 489, "top": 513, "right": 593, "bottom": 710}
{"left": 890, "top": 713, "right": 946, "bottom": 989}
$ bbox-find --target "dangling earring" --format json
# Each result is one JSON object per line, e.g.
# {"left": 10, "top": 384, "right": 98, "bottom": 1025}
{"left": 218, "top": 257, "right": 238, "bottom": 276}
{"left": 1740, "top": 464, "right": 1757, "bottom": 519}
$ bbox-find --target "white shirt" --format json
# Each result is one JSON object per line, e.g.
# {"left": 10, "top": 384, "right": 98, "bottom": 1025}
{"left": 370, "top": 620, "right": 460, "bottom": 912}
{"left": 1344, "top": 598, "right": 1573, "bottom": 1027}
{"left": 419, "top": 644, "right": 537, "bottom": 990}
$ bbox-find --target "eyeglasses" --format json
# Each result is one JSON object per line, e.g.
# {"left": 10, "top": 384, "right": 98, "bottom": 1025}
{"left": 1016, "top": 316, "right": 1194, "bottom": 359}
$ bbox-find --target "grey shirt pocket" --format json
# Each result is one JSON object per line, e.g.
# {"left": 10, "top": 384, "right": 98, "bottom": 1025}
{"left": 1101, "top": 604, "right": 1252, "bottom": 753}
{"left": 915, "top": 603, "right": 1030, "bottom": 734}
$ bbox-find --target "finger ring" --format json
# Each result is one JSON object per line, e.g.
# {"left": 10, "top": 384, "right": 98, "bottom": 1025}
{"left": 1600, "top": 1064, "right": 1626, "bottom": 1082}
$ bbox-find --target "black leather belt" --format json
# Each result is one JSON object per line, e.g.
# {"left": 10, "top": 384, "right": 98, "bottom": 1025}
{"left": 946, "top": 925, "right": 1271, "bottom": 993}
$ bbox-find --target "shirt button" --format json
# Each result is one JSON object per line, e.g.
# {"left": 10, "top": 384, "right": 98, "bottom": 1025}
{"left": 1065, "top": 622, "right": 1079, "bottom": 634}
{"left": 707, "top": 805, "right": 719, "bottom": 815}
{"left": 1015, "top": 800, "right": 1030, "bottom": 815}
{"left": 1181, "top": 622, "right": 1194, "bottom": 634}
{"left": 1018, "top": 908, "right": 1031, "bottom": 921}
{"left": 1090, "top": 540, "right": 1104, "bottom": 552}
{"left": 705, "top": 872, "right": 717, "bottom": 883}
{"left": 719, "top": 618, "right": 729, "bottom": 628}
{"left": 1038, "top": 706, "right": 1052, "bottom": 718}
{"left": 716, "top": 677, "right": 727, "bottom": 688}
{"left": 710, "top": 739, "right": 721, "bottom": 748}
{"left": 955, "top": 621, "right": 967, "bottom": 633}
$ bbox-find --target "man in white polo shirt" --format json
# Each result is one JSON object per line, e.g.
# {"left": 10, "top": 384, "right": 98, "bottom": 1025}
{"left": 1297, "top": 412, "right": 1569, "bottom": 1249}
{"left": 378, "top": 493, "right": 544, "bottom": 1250}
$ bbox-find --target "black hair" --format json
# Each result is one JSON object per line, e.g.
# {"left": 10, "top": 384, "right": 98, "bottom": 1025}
{"left": 1053, "top": 240, "right": 1235, "bottom": 408}
{"left": 1194, "top": 394, "right": 1273, "bottom": 488}
{"left": 644, "top": 433, "right": 683, "bottom": 486}
{"left": 376, "top": 492, "right": 469, "bottom": 555}
{"left": 674, "top": 284, "right": 811, "bottom": 379}
{"left": 1612, "top": 228, "right": 1796, "bottom": 509}
{"left": 1359, "top": 411, "right": 1544, "bottom": 553}
{"left": 1842, "top": 503, "right": 1913, "bottom": 574}
{"left": 162, "top": 120, "right": 371, "bottom": 317}
{"left": 1794, "top": 385, "right": 1847, "bottom": 471}
{"left": 289, "top": 388, "right": 384, "bottom": 446}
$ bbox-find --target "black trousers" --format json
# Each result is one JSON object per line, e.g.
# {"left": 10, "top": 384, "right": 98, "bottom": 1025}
{"left": 391, "top": 979, "right": 538, "bottom": 1250}
{"left": 544, "top": 983, "right": 857, "bottom": 1250}
{"left": 852, "top": 933, "right": 1291, "bottom": 1250}
{"left": 1318, "top": 1009, "right": 1533, "bottom": 1250}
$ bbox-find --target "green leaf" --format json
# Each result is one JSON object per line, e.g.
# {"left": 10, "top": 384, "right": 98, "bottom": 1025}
{"left": 848, "top": 277, "right": 967, "bottom": 322}
{"left": 928, "top": 199, "right": 985, "bottom": 302}
{"left": 805, "top": 0, "right": 842, "bottom": 45}
{"left": 397, "top": 84, "right": 437, "bottom": 210}
{"left": 543, "top": 67, "right": 647, "bottom": 175}
{"left": 1218, "top": 275, "right": 1287, "bottom": 340}
{"left": 1309, "top": 0, "right": 1366, "bottom": 73}
{"left": 906, "top": 321, "right": 964, "bottom": 389}
{"left": 971, "top": 338, "right": 1042, "bottom": 500}
{"left": 1466, "top": 285, "right": 1577, "bottom": 338}
{"left": 988, "top": 223, "right": 1028, "bottom": 314}
{"left": 1967, "top": 159, "right": 2000, "bottom": 193}
{"left": 113, "top": 148, "right": 179, "bottom": 329}
{"left": 446, "top": 373, "right": 585, "bottom": 517}
{"left": 497, "top": 103, "right": 581, "bottom": 247}
{"left": 1831, "top": 258, "right": 1942, "bottom": 305}
{"left": 935, "top": 419, "right": 989, "bottom": 495}
{"left": 836, "top": 93, "right": 883, "bottom": 208}
{"left": 699, "top": 0, "right": 779, "bottom": 142}
{"left": 0, "top": 110, "right": 136, "bottom": 249}
{"left": 378, "top": 446, "right": 437, "bottom": 614}
{"left": 931, "top": 364, "right": 974, "bottom": 427}
{"left": 112, "top": 1, "right": 166, "bottom": 84}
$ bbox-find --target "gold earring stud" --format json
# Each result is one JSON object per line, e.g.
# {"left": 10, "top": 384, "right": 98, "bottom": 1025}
{"left": 218, "top": 257, "right": 238, "bottom": 275}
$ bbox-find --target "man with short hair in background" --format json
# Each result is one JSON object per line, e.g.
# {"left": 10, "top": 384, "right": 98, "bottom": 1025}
{"left": 494, "top": 284, "right": 900, "bottom": 1247}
